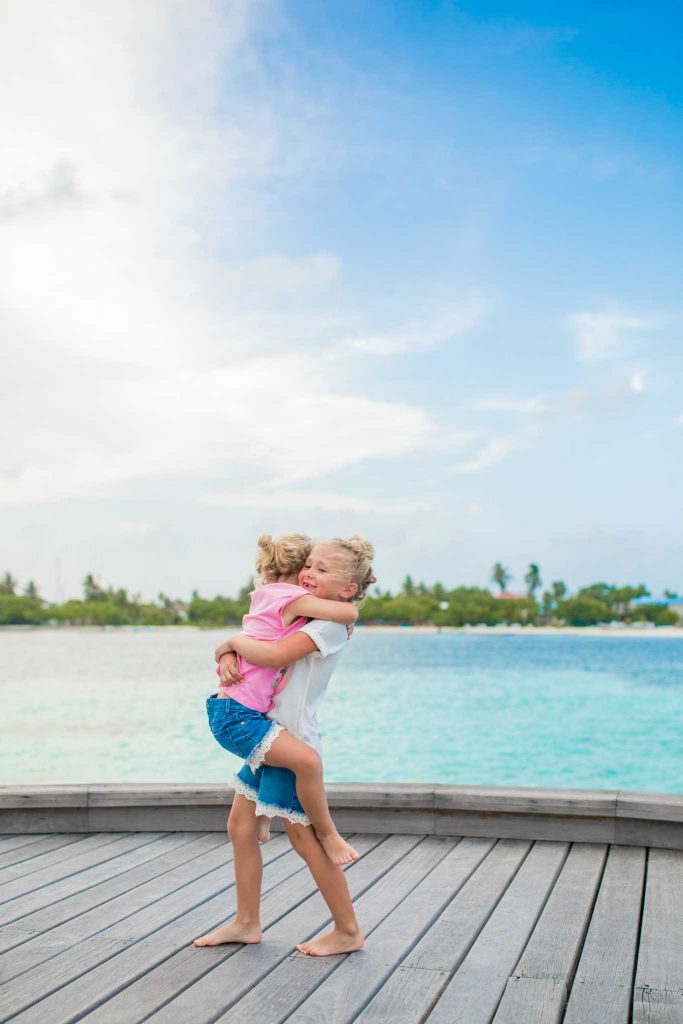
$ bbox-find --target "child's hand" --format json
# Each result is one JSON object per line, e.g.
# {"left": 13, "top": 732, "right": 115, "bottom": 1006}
{"left": 215, "top": 639, "right": 234, "bottom": 663}
{"left": 218, "top": 651, "right": 243, "bottom": 686}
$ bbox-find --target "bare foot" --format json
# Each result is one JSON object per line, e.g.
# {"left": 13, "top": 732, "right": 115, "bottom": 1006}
{"left": 193, "top": 920, "right": 262, "bottom": 946}
{"left": 257, "top": 815, "right": 271, "bottom": 844}
{"left": 296, "top": 927, "right": 365, "bottom": 957}
{"left": 320, "top": 833, "right": 359, "bottom": 866}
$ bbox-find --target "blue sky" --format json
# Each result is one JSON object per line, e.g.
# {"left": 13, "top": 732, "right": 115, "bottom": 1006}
{"left": 1, "top": 0, "right": 682, "bottom": 600}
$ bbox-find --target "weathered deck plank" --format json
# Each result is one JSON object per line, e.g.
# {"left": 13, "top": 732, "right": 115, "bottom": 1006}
{"left": 633, "top": 848, "right": 683, "bottom": 1024}
{"left": 493, "top": 843, "right": 607, "bottom": 1024}
{"left": 563, "top": 844, "right": 646, "bottom": 1024}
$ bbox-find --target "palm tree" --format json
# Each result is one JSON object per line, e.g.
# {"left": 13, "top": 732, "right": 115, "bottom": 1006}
{"left": 491, "top": 563, "right": 511, "bottom": 594}
{"left": 551, "top": 580, "right": 567, "bottom": 601}
{"left": 524, "top": 563, "right": 542, "bottom": 599}
{"left": 23, "top": 580, "right": 40, "bottom": 600}
{"left": 402, "top": 576, "right": 415, "bottom": 596}
{"left": 0, "top": 572, "right": 17, "bottom": 595}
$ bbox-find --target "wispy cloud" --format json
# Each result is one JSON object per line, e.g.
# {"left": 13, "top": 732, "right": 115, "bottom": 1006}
{"left": 471, "top": 396, "right": 546, "bottom": 414}
{"left": 448, "top": 428, "right": 538, "bottom": 475}
{"left": 566, "top": 305, "right": 670, "bottom": 363}
{"left": 196, "top": 490, "right": 432, "bottom": 514}
{"left": 341, "top": 300, "right": 486, "bottom": 356}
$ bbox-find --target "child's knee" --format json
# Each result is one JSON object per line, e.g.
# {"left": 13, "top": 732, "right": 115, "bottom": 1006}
{"left": 228, "top": 808, "right": 257, "bottom": 844}
{"left": 286, "top": 823, "right": 314, "bottom": 857}
{"left": 298, "top": 747, "right": 322, "bottom": 776}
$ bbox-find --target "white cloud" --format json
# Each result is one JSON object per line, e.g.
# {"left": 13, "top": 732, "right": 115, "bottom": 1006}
{"left": 341, "top": 300, "right": 485, "bottom": 355}
{"left": 0, "top": 1, "right": 437, "bottom": 505}
{"left": 566, "top": 306, "right": 669, "bottom": 363}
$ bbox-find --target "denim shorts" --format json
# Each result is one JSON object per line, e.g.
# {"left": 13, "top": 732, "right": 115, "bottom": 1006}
{"left": 206, "top": 695, "right": 283, "bottom": 771}
{"left": 233, "top": 761, "right": 309, "bottom": 827}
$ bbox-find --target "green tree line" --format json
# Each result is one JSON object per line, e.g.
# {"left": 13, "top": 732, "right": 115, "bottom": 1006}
{"left": 0, "top": 566, "right": 679, "bottom": 628}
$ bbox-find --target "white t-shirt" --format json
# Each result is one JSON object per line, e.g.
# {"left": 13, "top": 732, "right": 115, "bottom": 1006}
{"left": 266, "top": 619, "right": 347, "bottom": 756}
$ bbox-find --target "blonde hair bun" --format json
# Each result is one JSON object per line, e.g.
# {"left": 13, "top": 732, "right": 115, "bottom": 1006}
{"left": 347, "top": 535, "right": 375, "bottom": 562}
{"left": 255, "top": 533, "right": 311, "bottom": 585}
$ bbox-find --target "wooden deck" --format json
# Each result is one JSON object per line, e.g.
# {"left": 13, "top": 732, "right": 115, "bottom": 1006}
{"left": 1, "top": 828, "right": 682, "bottom": 1023}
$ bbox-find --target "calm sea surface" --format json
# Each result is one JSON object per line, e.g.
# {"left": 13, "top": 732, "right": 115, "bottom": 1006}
{"left": 3, "top": 628, "right": 683, "bottom": 791}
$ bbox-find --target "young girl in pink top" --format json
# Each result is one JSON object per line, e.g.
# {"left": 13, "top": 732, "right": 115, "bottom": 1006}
{"left": 206, "top": 533, "right": 359, "bottom": 865}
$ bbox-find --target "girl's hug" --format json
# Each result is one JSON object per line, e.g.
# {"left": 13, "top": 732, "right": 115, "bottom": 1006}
{"left": 196, "top": 532, "right": 375, "bottom": 957}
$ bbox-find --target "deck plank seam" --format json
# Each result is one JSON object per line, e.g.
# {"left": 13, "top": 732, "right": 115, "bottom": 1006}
{"left": 628, "top": 846, "right": 650, "bottom": 1024}
{"left": 554, "top": 840, "right": 611, "bottom": 1024}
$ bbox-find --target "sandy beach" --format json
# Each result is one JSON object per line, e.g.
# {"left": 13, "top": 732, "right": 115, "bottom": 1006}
{"left": 2, "top": 623, "right": 682, "bottom": 638}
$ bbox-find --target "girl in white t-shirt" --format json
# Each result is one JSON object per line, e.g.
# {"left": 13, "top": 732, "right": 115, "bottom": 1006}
{"left": 194, "top": 536, "right": 375, "bottom": 958}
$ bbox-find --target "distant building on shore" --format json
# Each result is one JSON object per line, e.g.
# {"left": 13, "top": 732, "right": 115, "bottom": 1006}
{"left": 494, "top": 592, "right": 528, "bottom": 601}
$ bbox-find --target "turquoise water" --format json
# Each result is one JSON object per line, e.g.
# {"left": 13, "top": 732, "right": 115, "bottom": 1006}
{"left": 2, "top": 628, "right": 683, "bottom": 791}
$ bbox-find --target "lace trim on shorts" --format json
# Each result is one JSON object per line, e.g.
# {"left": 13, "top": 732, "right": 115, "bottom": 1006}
{"left": 231, "top": 774, "right": 259, "bottom": 803}
{"left": 245, "top": 721, "right": 284, "bottom": 771}
{"left": 256, "top": 799, "right": 310, "bottom": 828}
{"left": 231, "top": 773, "right": 311, "bottom": 827}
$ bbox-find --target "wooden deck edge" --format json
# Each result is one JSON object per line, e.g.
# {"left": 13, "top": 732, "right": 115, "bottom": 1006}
{"left": 1, "top": 783, "right": 683, "bottom": 847}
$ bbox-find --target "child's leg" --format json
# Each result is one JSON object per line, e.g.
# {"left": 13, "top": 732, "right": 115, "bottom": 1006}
{"left": 193, "top": 794, "right": 263, "bottom": 946}
{"left": 261, "top": 731, "right": 359, "bottom": 866}
{"left": 284, "top": 821, "right": 364, "bottom": 957}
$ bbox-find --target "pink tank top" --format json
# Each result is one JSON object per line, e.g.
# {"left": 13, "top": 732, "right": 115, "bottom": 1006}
{"left": 219, "top": 582, "right": 309, "bottom": 712}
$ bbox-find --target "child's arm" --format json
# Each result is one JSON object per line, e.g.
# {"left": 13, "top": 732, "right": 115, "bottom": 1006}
{"left": 220, "top": 631, "right": 318, "bottom": 669}
{"left": 283, "top": 595, "right": 357, "bottom": 626}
